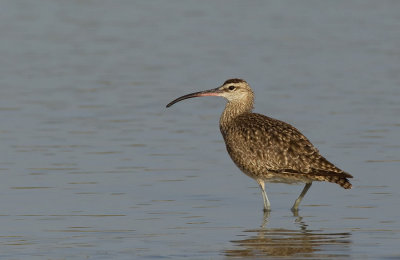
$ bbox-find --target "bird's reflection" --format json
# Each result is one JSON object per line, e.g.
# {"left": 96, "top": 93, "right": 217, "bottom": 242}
{"left": 225, "top": 211, "right": 351, "bottom": 258}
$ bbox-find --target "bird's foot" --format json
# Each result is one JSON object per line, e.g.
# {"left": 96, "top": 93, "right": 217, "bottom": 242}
{"left": 261, "top": 210, "right": 271, "bottom": 228}
{"left": 263, "top": 207, "right": 271, "bottom": 213}
{"left": 290, "top": 206, "right": 299, "bottom": 217}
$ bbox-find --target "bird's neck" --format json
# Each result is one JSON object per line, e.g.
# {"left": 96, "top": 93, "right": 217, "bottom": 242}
{"left": 219, "top": 100, "right": 253, "bottom": 133}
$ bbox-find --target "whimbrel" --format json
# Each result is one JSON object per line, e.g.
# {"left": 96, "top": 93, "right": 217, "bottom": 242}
{"left": 166, "top": 79, "right": 352, "bottom": 212}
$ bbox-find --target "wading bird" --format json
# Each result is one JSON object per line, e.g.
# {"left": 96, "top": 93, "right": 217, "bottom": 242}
{"left": 166, "top": 79, "right": 352, "bottom": 212}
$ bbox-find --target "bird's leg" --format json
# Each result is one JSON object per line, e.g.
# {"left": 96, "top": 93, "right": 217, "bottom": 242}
{"left": 291, "top": 182, "right": 312, "bottom": 212}
{"left": 261, "top": 210, "right": 271, "bottom": 228}
{"left": 257, "top": 180, "right": 271, "bottom": 212}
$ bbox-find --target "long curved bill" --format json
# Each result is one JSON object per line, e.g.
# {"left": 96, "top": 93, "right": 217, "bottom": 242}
{"left": 166, "top": 87, "right": 222, "bottom": 108}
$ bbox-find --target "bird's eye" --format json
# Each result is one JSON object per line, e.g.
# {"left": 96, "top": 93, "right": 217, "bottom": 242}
{"left": 228, "top": 85, "right": 235, "bottom": 91}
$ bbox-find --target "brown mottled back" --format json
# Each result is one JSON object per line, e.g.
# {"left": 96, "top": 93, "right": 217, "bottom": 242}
{"left": 221, "top": 112, "right": 353, "bottom": 188}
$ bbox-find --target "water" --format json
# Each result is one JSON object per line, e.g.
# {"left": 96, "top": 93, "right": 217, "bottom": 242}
{"left": 1, "top": 0, "right": 400, "bottom": 259}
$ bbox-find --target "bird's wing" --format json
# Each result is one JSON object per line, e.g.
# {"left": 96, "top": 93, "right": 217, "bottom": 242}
{"left": 223, "top": 113, "right": 352, "bottom": 179}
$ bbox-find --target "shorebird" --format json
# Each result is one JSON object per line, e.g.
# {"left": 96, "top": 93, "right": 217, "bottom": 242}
{"left": 166, "top": 78, "right": 352, "bottom": 212}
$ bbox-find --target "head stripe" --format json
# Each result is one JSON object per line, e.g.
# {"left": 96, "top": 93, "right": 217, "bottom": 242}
{"left": 223, "top": 78, "right": 246, "bottom": 85}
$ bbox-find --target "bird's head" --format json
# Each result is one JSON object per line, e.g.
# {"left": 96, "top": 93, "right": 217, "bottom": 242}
{"left": 166, "top": 78, "right": 254, "bottom": 108}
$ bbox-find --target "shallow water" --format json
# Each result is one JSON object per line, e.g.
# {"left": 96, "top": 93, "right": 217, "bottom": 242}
{"left": 1, "top": 0, "right": 400, "bottom": 259}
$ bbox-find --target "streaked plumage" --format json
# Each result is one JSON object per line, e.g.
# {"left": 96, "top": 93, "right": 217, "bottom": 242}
{"left": 166, "top": 78, "right": 352, "bottom": 211}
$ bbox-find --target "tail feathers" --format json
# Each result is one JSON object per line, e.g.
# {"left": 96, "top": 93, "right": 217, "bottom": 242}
{"left": 308, "top": 170, "right": 353, "bottom": 189}
{"left": 274, "top": 168, "right": 353, "bottom": 189}
{"left": 325, "top": 175, "right": 352, "bottom": 189}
